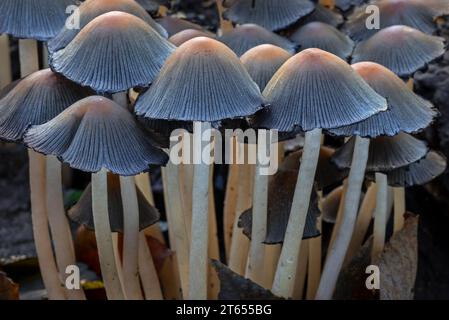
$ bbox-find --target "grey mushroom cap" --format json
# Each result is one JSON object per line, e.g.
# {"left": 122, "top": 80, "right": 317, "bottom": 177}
{"left": 252, "top": 48, "right": 387, "bottom": 132}
{"left": 0, "top": 69, "right": 92, "bottom": 142}
{"left": 50, "top": 11, "right": 175, "bottom": 94}
{"left": 223, "top": 0, "right": 315, "bottom": 31}
{"left": 332, "top": 132, "right": 429, "bottom": 172}
{"left": 352, "top": 25, "right": 446, "bottom": 78}
{"left": 344, "top": 0, "right": 449, "bottom": 42}
{"left": 300, "top": 4, "right": 344, "bottom": 28}
{"left": 48, "top": 0, "right": 168, "bottom": 54}
{"left": 218, "top": 24, "right": 297, "bottom": 57}
{"left": 169, "top": 29, "right": 216, "bottom": 47}
{"left": 238, "top": 170, "right": 321, "bottom": 244}
{"left": 0, "top": 0, "right": 78, "bottom": 41}
{"left": 69, "top": 173, "right": 160, "bottom": 233}
{"left": 290, "top": 22, "right": 354, "bottom": 60}
{"left": 329, "top": 62, "right": 439, "bottom": 138}
{"left": 24, "top": 96, "right": 169, "bottom": 176}
{"left": 366, "top": 151, "right": 447, "bottom": 187}
{"left": 135, "top": 37, "right": 264, "bottom": 122}
{"left": 156, "top": 16, "right": 204, "bottom": 37}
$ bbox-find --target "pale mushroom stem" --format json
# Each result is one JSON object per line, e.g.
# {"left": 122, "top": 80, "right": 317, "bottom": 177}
{"left": 208, "top": 166, "right": 220, "bottom": 299}
{"left": 246, "top": 132, "right": 269, "bottom": 285}
{"left": 119, "top": 175, "right": 143, "bottom": 300}
{"left": 292, "top": 240, "right": 309, "bottom": 299}
{"left": 316, "top": 136, "right": 370, "bottom": 300}
{"left": 21, "top": 39, "right": 66, "bottom": 300}
{"left": 138, "top": 232, "right": 163, "bottom": 300}
{"left": 0, "top": 34, "right": 11, "bottom": 88}
{"left": 28, "top": 150, "right": 66, "bottom": 300}
{"left": 188, "top": 121, "right": 212, "bottom": 300}
{"left": 307, "top": 217, "right": 322, "bottom": 299}
{"left": 372, "top": 173, "right": 388, "bottom": 261}
{"left": 263, "top": 245, "right": 281, "bottom": 289}
{"left": 46, "top": 156, "right": 86, "bottom": 300}
{"left": 272, "top": 128, "right": 322, "bottom": 298}
{"left": 92, "top": 168, "right": 124, "bottom": 300}
{"left": 393, "top": 187, "right": 406, "bottom": 233}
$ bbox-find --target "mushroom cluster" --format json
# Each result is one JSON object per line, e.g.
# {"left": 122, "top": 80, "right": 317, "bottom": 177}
{"left": 0, "top": 0, "right": 448, "bottom": 301}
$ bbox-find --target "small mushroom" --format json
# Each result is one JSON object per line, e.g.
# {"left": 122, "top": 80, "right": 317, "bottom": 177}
{"left": 299, "top": 4, "right": 343, "bottom": 28}
{"left": 156, "top": 16, "right": 205, "bottom": 37}
{"left": 169, "top": 29, "right": 216, "bottom": 46}
{"left": 219, "top": 24, "right": 297, "bottom": 56}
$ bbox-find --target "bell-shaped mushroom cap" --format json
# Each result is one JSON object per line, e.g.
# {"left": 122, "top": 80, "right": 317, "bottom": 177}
{"left": 240, "top": 44, "right": 292, "bottom": 91}
{"left": 223, "top": 0, "right": 315, "bottom": 31}
{"left": 332, "top": 132, "right": 429, "bottom": 172}
{"left": 280, "top": 146, "right": 348, "bottom": 190}
{"left": 367, "top": 151, "right": 447, "bottom": 187}
{"left": 335, "top": 0, "right": 367, "bottom": 12}
{"left": 218, "top": 24, "right": 297, "bottom": 57}
{"left": 300, "top": 4, "right": 344, "bottom": 27}
{"left": 0, "top": 80, "right": 20, "bottom": 100}
{"left": 139, "top": 118, "right": 193, "bottom": 149}
{"left": 135, "top": 37, "right": 264, "bottom": 122}
{"left": 352, "top": 25, "right": 446, "bottom": 78}
{"left": 48, "top": 0, "right": 168, "bottom": 54}
{"left": 169, "top": 29, "right": 215, "bottom": 46}
{"left": 238, "top": 170, "right": 321, "bottom": 244}
{"left": 24, "top": 96, "right": 169, "bottom": 176}
{"left": 252, "top": 48, "right": 387, "bottom": 132}
{"left": 156, "top": 16, "right": 205, "bottom": 37}
{"left": 330, "top": 62, "right": 439, "bottom": 137}
{"left": 344, "top": 0, "right": 449, "bottom": 42}
{"left": 290, "top": 22, "right": 354, "bottom": 60}
{"left": 0, "top": 69, "right": 92, "bottom": 142}
{"left": 69, "top": 173, "right": 160, "bottom": 233}
{"left": 0, "top": 0, "right": 77, "bottom": 41}
{"left": 50, "top": 12, "right": 175, "bottom": 94}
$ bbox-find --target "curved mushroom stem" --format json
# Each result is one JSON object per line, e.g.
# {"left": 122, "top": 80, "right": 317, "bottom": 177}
{"left": 393, "top": 187, "right": 406, "bottom": 233}
{"left": 188, "top": 121, "right": 212, "bottom": 300}
{"left": 272, "top": 128, "right": 322, "bottom": 298}
{"left": 224, "top": 137, "right": 239, "bottom": 259}
{"left": 372, "top": 173, "right": 388, "bottom": 262}
{"left": 46, "top": 156, "right": 85, "bottom": 300}
{"left": 138, "top": 232, "right": 163, "bottom": 300}
{"left": 29, "top": 150, "right": 66, "bottom": 300}
{"left": 307, "top": 217, "right": 322, "bottom": 299}
{"left": 0, "top": 34, "right": 11, "bottom": 88}
{"left": 120, "top": 175, "right": 143, "bottom": 300}
{"left": 316, "top": 136, "right": 370, "bottom": 300}
{"left": 92, "top": 168, "right": 124, "bottom": 300}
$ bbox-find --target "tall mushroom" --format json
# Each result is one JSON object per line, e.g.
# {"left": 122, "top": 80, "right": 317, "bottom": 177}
{"left": 135, "top": 37, "right": 264, "bottom": 299}
{"left": 251, "top": 48, "right": 387, "bottom": 298}
{"left": 24, "top": 96, "right": 169, "bottom": 300}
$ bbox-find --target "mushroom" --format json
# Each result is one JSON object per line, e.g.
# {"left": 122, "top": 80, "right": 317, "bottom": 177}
{"left": 50, "top": 11, "right": 175, "bottom": 93}
{"left": 289, "top": 22, "right": 354, "bottom": 60}
{"left": 251, "top": 48, "right": 387, "bottom": 298}
{"left": 48, "top": 0, "right": 168, "bottom": 54}
{"left": 169, "top": 29, "right": 216, "bottom": 47}
{"left": 0, "top": 0, "right": 80, "bottom": 300}
{"left": 0, "top": 69, "right": 92, "bottom": 299}
{"left": 135, "top": 37, "right": 264, "bottom": 299}
{"left": 24, "top": 96, "right": 169, "bottom": 300}
{"left": 156, "top": 16, "right": 205, "bottom": 37}
{"left": 299, "top": 4, "right": 343, "bottom": 28}
{"left": 352, "top": 25, "right": 446, "bottom": 78}
{"left": 219, "top": 24, "right": 296, "bottom": 56}
{"left": 223, "top": 0, "right": 315, "bottom": 31}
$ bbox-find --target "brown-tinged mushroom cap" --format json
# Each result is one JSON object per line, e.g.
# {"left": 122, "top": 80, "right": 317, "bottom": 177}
{"left": 332, "top": 132, "right": 429, "bottom": 172}
{"left": 68, "top": 173, "right": 160, "bottom": 233}
{"left": 329, "top": 62, "right": 439, "bottom": 137}
{"left": 0, "top": 0, "right": 78, "bottom": 41}
{"left": 0, "top": 69, "right": 92, "bottom": 142}
{"left": 344, "top": 0, "right": 449, "bottom": 42}
{"left": 218, "top": 24, "right": 297, "bottom": 57}
{"left": 135, "top": 37, "right": 264, "bottom": 122}
{"left": 352, "top": 25, "right": 446, "bottom": 78}
{"left": 238, "top": 170, "right": 321, "bottom": 244}
{"left": 156, "top": 16, "right": 205, "bottom": 37}
{"left": 252, "top": 48, "right": 387, "bottom": 132}
{"left": 290, "top": 22, "right": 354, "bottom": 60}
{"left": 50, "top": 12, "right": 175, "bottom": 94}
{"left": 48, "top": 0, "right": 168, "bottom": 54}
{"left": 366, "top": 151, "right": 447, "bottom": 187}
{"left": 24, "top": 96, "right": 169, "bottom": 176}
{"left": 223, "top": 0, "right": 315, "bottom": 31}
{"left": 300, "top": 4, "right": 344, "bottom": 28}
{"left": 280, "top": 146, "right": 348, "bottom": 190}
{"left": 169, "top": 29, "right": 216, "bottom": 47}
{"left": 240, "top": 44, "right": 292, "bottom": 91}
